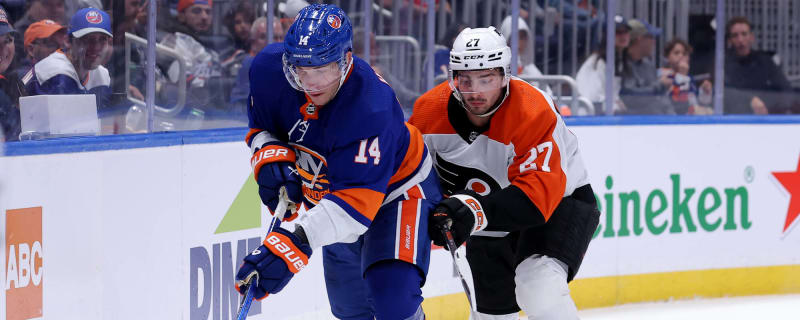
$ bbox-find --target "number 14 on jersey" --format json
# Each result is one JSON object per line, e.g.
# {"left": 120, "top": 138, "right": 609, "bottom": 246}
{"left": 354, "top": 137, "right": 381, "bottom": 165}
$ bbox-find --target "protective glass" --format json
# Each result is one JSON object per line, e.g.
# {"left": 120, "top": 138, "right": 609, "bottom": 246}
{"left": 449, "top": 70, "right": 506, "bottom": 94}
{"left": 283, "top": 55, "right": 347, "bottom": 93}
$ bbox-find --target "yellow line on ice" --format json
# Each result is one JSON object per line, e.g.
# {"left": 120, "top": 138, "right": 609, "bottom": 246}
{"left": 421, "top": 264, "right": 800, "bottom": 319}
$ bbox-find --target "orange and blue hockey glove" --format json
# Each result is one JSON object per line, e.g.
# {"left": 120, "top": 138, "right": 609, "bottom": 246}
{"left": 252, "top": 141, "right": 303, "bottom": 220}
{"left": 235, "top": 227, "right": 312, "bottom": 300}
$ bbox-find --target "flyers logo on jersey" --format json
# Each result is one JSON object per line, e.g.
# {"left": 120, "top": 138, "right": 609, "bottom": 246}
{"left": 327, "top": 15, "right": 342, "bottom": 29}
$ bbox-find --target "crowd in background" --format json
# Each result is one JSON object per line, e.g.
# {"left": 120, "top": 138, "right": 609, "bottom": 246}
{"left": 0, "top": 0, "right": 798, "bottom": 142}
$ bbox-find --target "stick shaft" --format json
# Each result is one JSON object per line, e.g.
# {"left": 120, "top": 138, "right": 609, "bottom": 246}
{"left": 236, "top": 187, "right": 291, "bottom": 319}
{"left": 441, "top": 226, "right": 476, "bottom": 311}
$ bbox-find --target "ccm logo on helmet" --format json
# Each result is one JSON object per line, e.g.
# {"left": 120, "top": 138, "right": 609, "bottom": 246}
{"left": 463, "top": 55, "right": 485, "bottom": 60}
{"left": 266, "top": 235, "right": 307, "bottom": 271}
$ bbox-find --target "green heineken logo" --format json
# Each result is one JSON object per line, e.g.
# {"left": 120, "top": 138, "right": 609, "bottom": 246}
{"left": 593, "top": 173, "right": 751, "bottom": 238}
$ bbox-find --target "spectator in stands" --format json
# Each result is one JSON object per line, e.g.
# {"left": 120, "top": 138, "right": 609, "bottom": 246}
{"left": 17, "top": 19, "right": 67, "bottom": 78}
{"left": 618, "top": 18, "right": 674, "bottom": 114}
{"left": 221, "top": 1, "right": 254, "bottom": 77}
{"left": 229, "top": 16, "right": 285, "bottom": 116}
{"left": 12, "top": 0, "right": 66, "bottom": 73}
{"left": 167, "top": 0, "right": 230, "bottom": 55}
{"left": 225, "top": 0, "right": 253, "bottom": 50}
{"left": 246, "top": 16, "right": 284, "bottom": 57}
{"left": 431, "top": 22, "right": 467, "bottom": 80}
{"left": 111, "top": 0, "right": 147, "bottom": 38}
{"left": 658, "top": 38, "right": 713, "bottom": 115}
{"left": 724, "top": 16, "right": 793, "bottom": 114}
{"left": 0, "top": 5, "right": 23, "bottom": 141}
{"left": 575, "top": 15, "right": 629, "bottom": 113}
{"left": 66, "top": 0, "right": 103, "bottom": 18}
{"left": 177, "top": 0, "right": 210, "bottom": 34}
{"left": 158, "top": 0, "right": 227, "bottom": 112}
{"left": 22, "top": 8, "right": 112, "bottom": 110}
{"left": 105, "top": 0, "right": 148, "bottom": 102}
{"left": 499, "top": 15, "right": 552, "bottom": 95}
{"left": 14, "top": 0, "right": 66, "bottom": 31}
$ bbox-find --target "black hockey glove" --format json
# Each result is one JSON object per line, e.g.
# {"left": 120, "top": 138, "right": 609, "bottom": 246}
{"left": 429, "top": 190, "right": 489, "bottom": 247}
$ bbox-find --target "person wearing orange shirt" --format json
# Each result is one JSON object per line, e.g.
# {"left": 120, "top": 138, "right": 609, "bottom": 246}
{"left": 410, "top": 27, "right": 600, "bottom": 319}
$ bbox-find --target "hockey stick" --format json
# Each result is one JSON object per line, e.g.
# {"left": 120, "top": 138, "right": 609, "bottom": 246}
{"left": 236, "top": 187, "right": 295, "bottom": 320}
{"left": 440, "top": 222, "right": 478, "bottom": 311}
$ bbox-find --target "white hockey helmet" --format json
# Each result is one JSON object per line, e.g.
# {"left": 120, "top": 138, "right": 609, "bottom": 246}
{"left": 448, "top": 27, "right": 512, "bottom": 117}
{"left": 449, "top": 26, "right": 511, "bottom": 73}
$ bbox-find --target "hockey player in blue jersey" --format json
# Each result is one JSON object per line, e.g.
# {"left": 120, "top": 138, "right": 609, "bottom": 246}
{"left": 21, "top": 7, "right": 112, "bottom": 109}
{"left": 234, "top": 4, "right": 441, "bottom": 319}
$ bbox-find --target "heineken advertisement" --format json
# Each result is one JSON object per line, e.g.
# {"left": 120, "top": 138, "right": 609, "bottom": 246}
{"left": 593, "top": 173, "right": 752, "bottom": 238}
{"left": 559, "top": 124, "right": 800, "bottom": 308}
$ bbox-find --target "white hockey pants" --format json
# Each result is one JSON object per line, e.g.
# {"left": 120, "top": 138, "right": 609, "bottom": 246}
{"left": 469, "top": 255, "right": 578, "bottom": 320}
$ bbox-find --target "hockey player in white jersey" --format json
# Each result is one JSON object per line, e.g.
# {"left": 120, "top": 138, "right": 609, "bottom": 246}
{"left": 410, "top": 27, "right": 600, "bottom": 319}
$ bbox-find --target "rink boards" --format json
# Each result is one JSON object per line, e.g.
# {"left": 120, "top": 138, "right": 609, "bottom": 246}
{"left": 2, "top": 120, "right": 800, "bottom": 319}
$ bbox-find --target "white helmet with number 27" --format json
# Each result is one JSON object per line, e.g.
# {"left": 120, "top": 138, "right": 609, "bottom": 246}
{"left": 448, "top": 27, "right": 512, "bottom": 117}
{"left": 449, "top": 26, "right": 511, "bottom": 73}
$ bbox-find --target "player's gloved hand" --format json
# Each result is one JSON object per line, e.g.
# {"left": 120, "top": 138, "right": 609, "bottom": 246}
{"left": 252, "top": 141, "right": 303, "bottom": 220}
{"left": 429, "top": 190, "right": 489, "bottom": 248}
{"left": 235, "top": 227, "right": 312, "bottom": 300}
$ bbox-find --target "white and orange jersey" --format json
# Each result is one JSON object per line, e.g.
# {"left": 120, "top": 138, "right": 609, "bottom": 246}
{"left": 410, "top": 78, "right": 589, "bottom": 222}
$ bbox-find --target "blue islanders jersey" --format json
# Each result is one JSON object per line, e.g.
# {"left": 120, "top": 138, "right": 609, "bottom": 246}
{"left": 21, "top": 51, "right": 111, "bottom": 109}
{"left": 246, "top": 43, "right": 433, "bottom": 249}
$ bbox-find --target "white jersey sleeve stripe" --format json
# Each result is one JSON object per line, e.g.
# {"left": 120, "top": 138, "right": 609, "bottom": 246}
{"left": 295, "top": 198, "right": 369, "bottom": 249}
{"left": 249, "top": 130, "right": 279, "bottom": 155}
{"left": 530, "top": 84, "right": 590, "bottom": 197}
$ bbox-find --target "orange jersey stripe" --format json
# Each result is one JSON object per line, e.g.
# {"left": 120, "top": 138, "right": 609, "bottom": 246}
{"left": 330, "top": 188, "right": 385, "bottom": 221}
{"left": 500, "top": 81, "right": 566, "bottom": 221}
{"left": 388, "top": 123, "right": 426, "bottom": 186}
{"left": 397, "top": 185, "right": 423, "bottom": 264}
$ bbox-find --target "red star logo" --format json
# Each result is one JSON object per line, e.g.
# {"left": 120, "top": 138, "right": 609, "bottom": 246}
{"left": 772, "top": 156, "right": 800, "bottom": 234}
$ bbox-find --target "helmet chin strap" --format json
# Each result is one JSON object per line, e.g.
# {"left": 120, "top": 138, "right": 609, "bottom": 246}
{"left": 458, "top": 82, "right": 510, "bottom": 118}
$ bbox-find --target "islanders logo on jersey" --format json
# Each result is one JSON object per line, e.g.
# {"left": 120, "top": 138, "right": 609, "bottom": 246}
{"left": 86, "top": 10, "right": 103, "bottom": 24}
{"left": 293, "top": 144, "right": 331, "bottom": 205}
{"left": 327, "top": 14, "right": 342, "bottom": 29}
